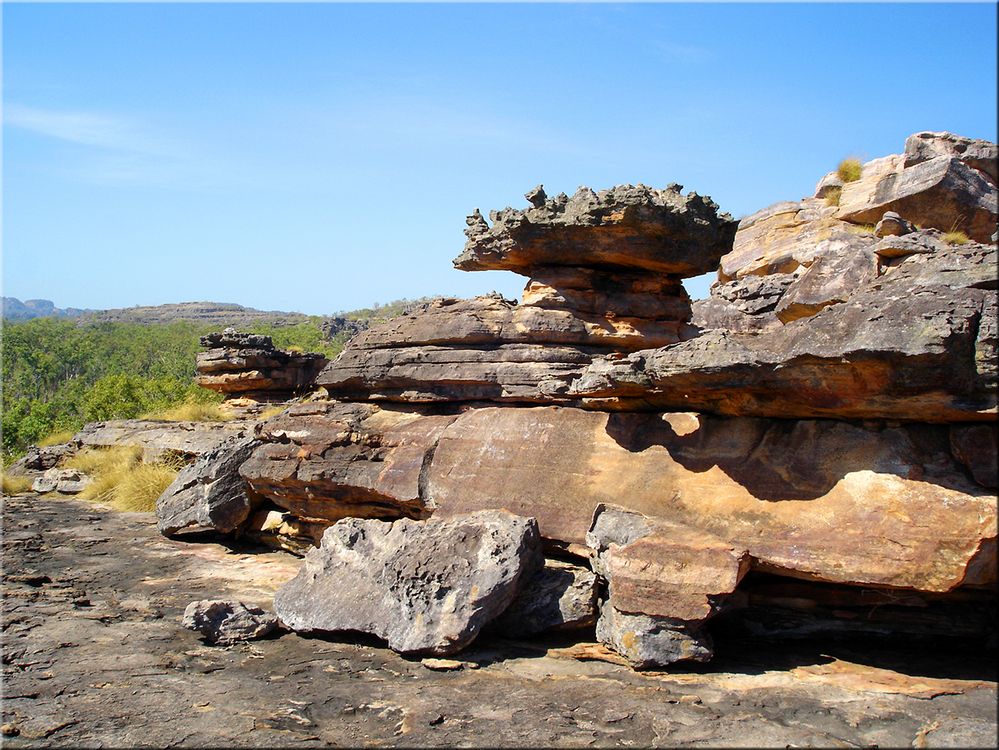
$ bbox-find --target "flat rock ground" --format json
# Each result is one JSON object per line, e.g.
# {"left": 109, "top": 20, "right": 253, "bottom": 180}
{"left": 2, "top": 494, "right": 996, "bottom": 749}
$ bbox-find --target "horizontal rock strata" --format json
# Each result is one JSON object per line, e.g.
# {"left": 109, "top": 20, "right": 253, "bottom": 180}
{"left": 239, "top": 401, "right": 456, "bottom": 525}
{"left": 196, "top": 328, "right": 328, "bottom": 399}
{"left": 75, "top": 419, "right": 251, "bottom": 462}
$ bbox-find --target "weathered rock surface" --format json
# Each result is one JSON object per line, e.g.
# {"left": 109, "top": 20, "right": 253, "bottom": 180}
{"left": 274, "top": 511, "right": 543, "bottom": 655}
{"left": 182, "top": 599, "right": 279, "bottom": 645}
{"left": 317, "top": 295, "right": 691, "bottom": 404}
{"left": 950, "top": 424, "right": 998, "bottom": 489}
{"left": 428, "top": 406, "right": 996, "bottom": 592}
{"left": 31, "top": 468, "right": 91, "bottom": 495}
{"left": 75, "top": 419, "right": 251, "bottom": 462}
{"left": 904, "top": 131, "right": 998, "bottom": 184}
{"left": 7, "top": 442, "right": 78, "bottom": 474}
{"left": 836, "top": 153, "right": 996, "bottom": 242}
{"left": 196, "top": 328, "right": 328, "bottom": 399}
{"left": 587, "top": 505, "right": 750, "bottom": 622}
{"left": 239, "top": 401, "right": 456, "bottom": 526}
{"left": 595, "top": 603, "right": 712, "bottom": 669}
{"left": 455, "top": 183, "right": 737, "bottom": 276}
{"left": 156, "top": 436, "right": 261, "bottom": 535}
{"left": 490, "top": 559, "right": 599, "bottom": 637}
{"left": 874, "top": 210, "right": 915, "bottom": 238}
{"left": 6, "top": 494, "right": 995, "bottom": 749}
{"left": 570, "top": 238, "right": 997, "bottom": 421}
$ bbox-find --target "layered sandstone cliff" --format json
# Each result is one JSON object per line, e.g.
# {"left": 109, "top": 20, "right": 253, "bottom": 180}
{"left": 158, "top": 132, "right": 997, "bottom": 668}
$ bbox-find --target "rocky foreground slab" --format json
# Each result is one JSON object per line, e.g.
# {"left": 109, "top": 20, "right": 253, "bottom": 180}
{"left": 3, "top": 493, "right": 996, "bottom": 748}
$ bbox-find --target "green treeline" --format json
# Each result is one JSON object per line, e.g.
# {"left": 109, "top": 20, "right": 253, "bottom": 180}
{"left": 1, "top": 318, "right": 346, "bottom": 460}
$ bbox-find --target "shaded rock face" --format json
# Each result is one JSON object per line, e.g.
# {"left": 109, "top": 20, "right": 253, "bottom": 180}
{"left": 239, "top": 401, "right": 456, "bottom": 527}
{"left": 182, "top": 600, "right": 279, "bottom": 645}
{"left": 156, "top": 436, "right": 262, "bottom": 536}
{"left": 273, "top": 511, "right": 543, "bottom": 655}
{"left": 196, "top": 328, "right": 328, "bottom": 400}
{"left": 595, "top": 604, "right": 712, "bottom": 669}
{"left": 489, "top": 559, "right": 599, "bottom": 637}
{"left": 8, "top": 442, "right": 79, "bottom": 473}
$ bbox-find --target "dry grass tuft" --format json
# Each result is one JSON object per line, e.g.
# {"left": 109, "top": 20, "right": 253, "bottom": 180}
{"left": 66, "top": 446, "right": 178, "bottom": 511}
{"left": 2, "top": 473, "right": 34, "bottom": 495}
{"left": 257, "top": 405, "right": 288, "bottom": 420}
{"left": 38, "top": 430, "right": 76, "bottom": 447}
{"left": 824, "top": 186, "right": 842, "bottom": 207}
{"left": 943, "top": 231, "right": 970, "bottom": 245}
{"left": 846, "top": 223, "right": 877, "bottom": 235}
{"left": 143, "top": 400, "right": 231, "bottom": 423}
{"left": 837, "top": 158, "right": 862, "bottom": 183}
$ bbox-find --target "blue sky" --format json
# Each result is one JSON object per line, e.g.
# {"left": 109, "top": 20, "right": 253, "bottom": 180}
{"left": 3, "top": 2, "right": 997, "bottom": 315}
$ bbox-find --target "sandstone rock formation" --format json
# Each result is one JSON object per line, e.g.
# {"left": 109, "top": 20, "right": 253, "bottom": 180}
{"left": 157, "top": 436, "right": 262, "bottom": 536}
{"left": 75, "top": 418, "right": 251, "bottom": 462}
{"left": 154, "top": 131, "right": 997, "bottom": 670}
{"left": 315, "top": 184, "right": 736, "bottom": 405}
{"left": 196, "top": 328, "right": 328, "bottom": 400}
{"left": 273, "top": 511, "right": 543, "bottom": 655}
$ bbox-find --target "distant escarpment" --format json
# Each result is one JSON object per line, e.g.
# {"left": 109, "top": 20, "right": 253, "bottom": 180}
{"left": 23, "top": 131, "right": 994, "bottom": 671}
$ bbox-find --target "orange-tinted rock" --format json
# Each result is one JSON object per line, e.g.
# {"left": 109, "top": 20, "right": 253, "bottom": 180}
{"left": 238, "top": 401, "right": 456, "bottom": 527}
{"left": 195, "top": 330, "right": 327, "bottom": 399}
{"left": 428, "top": 406, "right": 996, "bottom": 592}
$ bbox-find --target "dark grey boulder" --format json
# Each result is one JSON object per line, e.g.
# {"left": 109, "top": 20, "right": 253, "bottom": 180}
{"left": 156, "top": 436, "right": 260, "bottom": 536}
{"left": 274, "top": 510, "right": 543, "bottom": 656}
{"left": 182, "top": 600, "right": 279, "bottom": 645}
{"left": 490, "top": 559, "right": 598, "bottom": 637}
{"left": 595, "top": 603, "right": 712, "bottom": 669}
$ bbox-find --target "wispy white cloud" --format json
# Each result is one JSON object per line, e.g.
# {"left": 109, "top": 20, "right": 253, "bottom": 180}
{"left": 4, "top": 103, "right": 177, "bottom": 155}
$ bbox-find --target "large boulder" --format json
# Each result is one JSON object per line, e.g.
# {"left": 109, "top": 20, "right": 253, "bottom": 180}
{"left": 273, "top": 511, "right": 543, "bottom": 655}
{"left": 156, "top": 436, "right": 261, "bottom": 536}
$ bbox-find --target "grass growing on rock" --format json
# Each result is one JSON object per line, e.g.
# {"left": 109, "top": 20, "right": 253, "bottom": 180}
{"left": 38, "top": 429, "right": 77, "bottom": 447}
{"left": 66, "top": 446, "right": 180, "bottom": 512}
{"left": 846, "top": 223, "right": 877, "bottom": 235}
{"left": 143, "top": 398, "right": 231, "bottom": 423}
{"left": 2, "top": 473, "right": 34, "bottom": 495}
{"left": 824, "top": 186, "right": 842, "bottom": 207}
{"left": 944, "top": 231, "right": 970, "bottom": 245}
{"left": 837, "top": 158, "right": 863, "bottom": 182}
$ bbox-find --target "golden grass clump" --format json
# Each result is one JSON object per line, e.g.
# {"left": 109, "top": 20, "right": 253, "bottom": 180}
{"left": 257, "top": 405, "right": 288, "bottom": 420}
{"left": 943, "top": 230, "right": 970, "bottom": 245}
{"left": 824, "top": 186, "right": 842, "bottom": 207}
{"left": 837, "top": 158, "right": 862, "bottom": 183}
{"left": 143, "top": 400, "right": 232, "bottom": 423}
{"left": 65, "top": 445, "right": 179, "bottom": 512}
{"left": 846, "top": 223, "right": 877, "bottom": 235}
{"left": 2, "top": 473, "right": 34, "bottom": 495}
{"left": 38, "top": 430, "right": 76, "bottom": 447}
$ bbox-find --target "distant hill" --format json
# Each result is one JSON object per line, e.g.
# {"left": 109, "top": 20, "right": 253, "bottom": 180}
{"left": 78, "top": 301, "right": 312, "bottom": 327}
{"left": 2, "top": 298, "right": 311, "bottom": 326}
{"left": 2, "top": 297, "right": 95, "bottom": 320}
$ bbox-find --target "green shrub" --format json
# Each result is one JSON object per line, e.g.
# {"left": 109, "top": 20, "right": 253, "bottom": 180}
{"left": 837, "top": 158, "right": 862, "bottom": 182}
